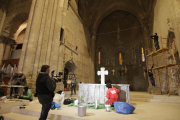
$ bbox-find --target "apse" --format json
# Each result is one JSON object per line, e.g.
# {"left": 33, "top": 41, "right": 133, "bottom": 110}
{"left": 95, "top": 10, "right": 148, "bottom": 91}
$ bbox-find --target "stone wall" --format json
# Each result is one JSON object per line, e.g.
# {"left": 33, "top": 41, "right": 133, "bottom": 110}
{"left": 152, "top": 0, "right": 180, "bottom": 94}
{"left": 63, "top": 2, "right": 94, "bottom": 84}
{"left": 0, "top": 9, "right": 3, "bottom": 24}
{"left": 95, "top": 10, "right": 147, "bottom": 91}
{"left": 10, "top": 0, "right": 95, "bottom": 93}
{"left": 153, "top": 0, "right": 180, "bottom": 52}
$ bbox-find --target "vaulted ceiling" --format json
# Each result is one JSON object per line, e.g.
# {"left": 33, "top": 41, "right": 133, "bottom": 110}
{"left": 0, "top": 0, "right": 10, "bottom": 11}
{"left": 77, "top": 0, "right": 156, "bottom": 34}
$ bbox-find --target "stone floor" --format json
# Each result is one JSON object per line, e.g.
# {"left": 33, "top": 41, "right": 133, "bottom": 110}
{"left": 2, "top": 91, "right": 180, "bottom": 120}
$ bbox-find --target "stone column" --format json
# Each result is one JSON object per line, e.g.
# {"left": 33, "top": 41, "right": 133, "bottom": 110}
{"left": 18, "top": 0, "right": 46, "bottom": 74}
{"left": 0, "top": 10, "right": 6, "bottom": 34}
{"left": 44, "top": 0, "right": 57, "bottom": 66}
{"left": 56, "top": 0, "right": 67, "bottom": 73}
{"left": 18, "top": 0, "right": 39, "bottom": 73}
{"left": 38, "top": 0, "right": 56, "bottom": 68}
{"left": 49, "top": 0, "right": 66, "bottom": 74}
{"left": 19, "top": 0, "right": 68, "bottom": 79}
{"left": 3, "top": 44, "right": 11, "bottom": 60}
{"left": 0, "top": 43, "right": 5, "bottom": 65}
{"left": 91, "top": 35, "right": 96, "bottom": 83}
{"left": 31, "top": 0, "right": 51, "bottom": 80}
{"left": 0, "top": 10, "right": 6, "bottom": 65}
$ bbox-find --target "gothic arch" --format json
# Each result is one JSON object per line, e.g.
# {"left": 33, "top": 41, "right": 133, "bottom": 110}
{"left": 64, "top": 59, "right": 77, "bottom": 74}
{"left": 7, "top": 12, "right": 28, "bottom": 38}
{"left": 92, "top": 3, "right": 144, "bottom": 36}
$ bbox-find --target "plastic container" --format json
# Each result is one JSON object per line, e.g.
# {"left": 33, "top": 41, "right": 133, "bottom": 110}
{"left": 74, "top": 100, "right": 78, "bottom": 106}
{"left": 105, "top": 105, "right": 111, "bottom": 112}
{"left": 78, "top": 104, "right": 87, "bottom": 117}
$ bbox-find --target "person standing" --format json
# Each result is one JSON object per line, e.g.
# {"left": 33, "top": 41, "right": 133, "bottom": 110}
{"left": 71, "top": 74, "right": 77, "bottom": 95}
{"left": 36, "top": 65, "right": 57, "bottom": 120}
{"left": 150, "top": 33, "right": 160, "bottom": 51}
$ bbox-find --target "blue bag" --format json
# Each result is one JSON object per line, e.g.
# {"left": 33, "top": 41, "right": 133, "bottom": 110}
{"left": 114, "top": 101, "right": 135, "bottom": 114}
{"left": 51, "top": 101, "right": 61, "bottom": 109}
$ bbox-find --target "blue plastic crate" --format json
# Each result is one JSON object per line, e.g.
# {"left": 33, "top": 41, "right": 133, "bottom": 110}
{"left": 114, "top": 101, "right": 135, "bottom": 114}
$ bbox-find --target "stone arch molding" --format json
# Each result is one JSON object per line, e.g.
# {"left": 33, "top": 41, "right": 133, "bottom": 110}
{"left": 92, "top": 3, "right": 144, "bottom": 36}
{"left": 2, "top": 12, "right": 28, "bottom": 38}
{"left": 64, "top": 59, "right": 77, "bottom": 75}
{"left": 13, "top": 20, "right": 27, "bottom": 41}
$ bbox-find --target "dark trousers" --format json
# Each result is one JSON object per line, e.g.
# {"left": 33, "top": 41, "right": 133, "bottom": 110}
{"left": 154, "top": 41, "right": 160, "bottom": 50}
{"left": 0, "top": 88, "right": 4, "bottom": 97}
{"left": 150, "top": 76, "right": 156, "bottom": 87}
{"left": 39, "top": 103, "right": 51, "bottom": 120}
{"left": 19, "top": 96, "right": 32, "bottom": 101}
{"left": 71, "top": 84, "right": 76, "bottom": 94}
{"left": 10, "top": 87, "right": 19, "bottom": 96}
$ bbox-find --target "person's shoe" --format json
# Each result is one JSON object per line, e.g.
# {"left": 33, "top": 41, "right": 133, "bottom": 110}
{"left": 7, "top": 96, "right": 12, "bottom": 99}
{"left": 110, "top": 103, "right": 114, "bottom": 107}
{"left": 19, "top": 106, "right": 25, "bottom": 109}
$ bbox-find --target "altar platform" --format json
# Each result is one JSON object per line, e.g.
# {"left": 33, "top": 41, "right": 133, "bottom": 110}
{"left": 2, "top": 92, "right": 180, "bottom": 120}
{"left": 78, "top": 84, "right": 130, "bottom": 104}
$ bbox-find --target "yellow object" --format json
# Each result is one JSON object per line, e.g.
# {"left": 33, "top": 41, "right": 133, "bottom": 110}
{"left": 119, "top": 53, "right": 122, "bottom": 65}
{"left": 98, "top": 52, "right": 100, "bottom": 64}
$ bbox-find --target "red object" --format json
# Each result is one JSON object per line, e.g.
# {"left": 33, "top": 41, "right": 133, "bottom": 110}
{"left": 105, "top": 87, "right": 120, "bottom": 104}
{"left": 64, "top": 88, "right": 70, "bottom": 91}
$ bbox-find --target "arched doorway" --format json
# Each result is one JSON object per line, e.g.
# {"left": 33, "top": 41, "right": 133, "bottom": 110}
{"left": 64, "top": 59, "right": 77, "bottom": 88}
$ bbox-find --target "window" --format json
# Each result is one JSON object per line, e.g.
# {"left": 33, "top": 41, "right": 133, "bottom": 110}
{"left": 98, "top": 52, "right": 100, "bottom": 64}
{"left": 119, "top": 53, "right": 122, "bottom": 65}
{"left": 141, "top": 47, "right": 145, "bottom": 62}
{"left": 60, "top": 28, "right": 64, "bottom": 41}
{"left": 16, "top": 44, "right": 23, "bottom": 50}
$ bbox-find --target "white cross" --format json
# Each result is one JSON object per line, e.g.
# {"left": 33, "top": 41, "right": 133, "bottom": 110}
{"left": 97, "top": 67, "right": 108, "bottom": 84}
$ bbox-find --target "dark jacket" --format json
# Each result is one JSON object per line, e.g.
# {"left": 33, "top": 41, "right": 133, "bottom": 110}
{"left": 36, "top": 73, "right": 56, "bottom": 104}
{"left": 18, "top": 74, "right": 27, "bottom": 86}
{"left": 150, "top": 35, "right": 159, "bottom": 42}
{"left": 71, "top": 77, "right": 77, "bottom": 84}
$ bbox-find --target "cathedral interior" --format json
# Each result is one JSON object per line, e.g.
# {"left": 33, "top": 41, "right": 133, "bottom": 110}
{"left": 1, "top": 0, "right": 180, "bottom": 120}
{"left": 0, "top": 0, "right": 180, "bottom": 93}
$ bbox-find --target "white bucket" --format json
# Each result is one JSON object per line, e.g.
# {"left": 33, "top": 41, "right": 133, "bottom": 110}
{"left": 74, "top": 100, "right": 78, "bottom": 106}
{"left": 105, "top": 105, "right": 111, "bottom": 112}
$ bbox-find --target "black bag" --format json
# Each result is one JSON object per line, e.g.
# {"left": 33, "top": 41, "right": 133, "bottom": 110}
{"left": 56, "top": 90, "right": 63, "bottom": 94}
{"left": 63, "top": 99, "right": 71, "bottom": 105}
{"left": 0, "top": 88, "right": 4, "bottom": 97}
{"left": 0, "top": 116, "right": 4, "bottom": 120}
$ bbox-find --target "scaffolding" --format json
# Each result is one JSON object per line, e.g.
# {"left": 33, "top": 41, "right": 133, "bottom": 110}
{"left": 145, "top": 37, "right": 180, "bottom": 96}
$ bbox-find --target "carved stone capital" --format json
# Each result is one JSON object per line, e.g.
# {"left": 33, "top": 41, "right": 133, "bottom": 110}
{"left": 0, "top": 35, "right": 16, "bottom": 48}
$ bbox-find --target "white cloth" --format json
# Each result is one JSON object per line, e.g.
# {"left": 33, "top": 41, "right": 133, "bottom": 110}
{"left": 53, "top": 92, "right": 65, "bottom": 105}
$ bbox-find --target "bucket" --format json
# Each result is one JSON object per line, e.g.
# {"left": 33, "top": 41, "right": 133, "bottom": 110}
{"left": 105, "top": 105, "right": 111, "bottom": 112}
{"left": 78, "top": 104, "right": 87, "bottom": 117}
{"left": 74, "top": 100, "right": 78, "bottom": 106}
